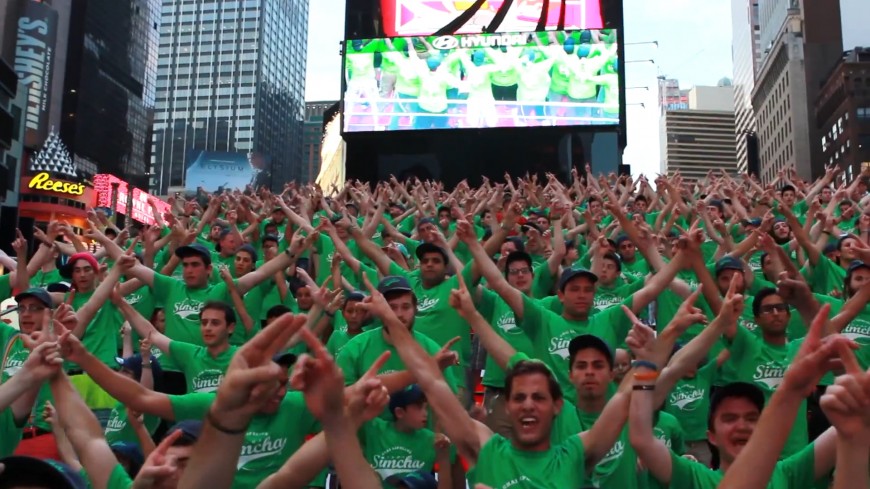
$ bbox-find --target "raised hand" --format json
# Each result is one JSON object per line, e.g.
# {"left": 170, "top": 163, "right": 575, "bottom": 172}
{"left": 210, "top": 313, "right": 307, "bottom": 431}
{"left": 782, "top": 304, "right": 857, "bottom": 396}
{"left": 434, "top": 337, "right": 461, "bottom": 371}
{"left": 131, "top": 430, "right": 184, "bottom": 489}
{"left": 668, "top": 287, "right": 708, "bottom": 335}
{"left": 448, "top": 272, "right": 476, "bottom": 318}
{"left": 719, "top": 275, "right": 745, "bottom": 326}
{"left": 357, "top": 275, "right": 396, "bottom": 322}
{"left": 623, "top": 306, "right": 656, "bottom": 362}
{"left": 18, "top": 340, "right": 64, "bottom": 383}
{"left": 820, "top": 343, "right": 870, "bottom": 439}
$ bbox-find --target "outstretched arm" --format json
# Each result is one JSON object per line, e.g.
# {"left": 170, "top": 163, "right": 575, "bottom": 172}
{"left": 73, "top": 265, "right": 124, "bottom": 338}
{"left": 359, "top": 276, "right": 491, "bottom": 464}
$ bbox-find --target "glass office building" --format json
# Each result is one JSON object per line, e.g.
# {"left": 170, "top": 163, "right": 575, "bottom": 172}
{"left": 150, "top": 0, "right": 307, "bottom": 194}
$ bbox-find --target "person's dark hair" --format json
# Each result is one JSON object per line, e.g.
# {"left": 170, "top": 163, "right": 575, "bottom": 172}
{"left": 634, "top": 195, "right": 648, "bottom": 204}
{"left": 751, "top": 287, "right": 782, "bottom": 317}
{"left": 587, "top": 195, "right": 600, "bottom": 205}
{"left": 780, "top": 184, "right": 796, "bottom": 195}
{"left": 266, "top": 305, "right": 292, "bottom": 320}
{"left": 504, "top": 360, "right": 563, "bottom": 402}
{"left": 384, "top": 290, "right": 417, "bottom": 306}
{"left": 200, "top": 301, "right": 236, "bottom": 325}
{"left": 603, "top": 251, "right": 622, "bottom": 271}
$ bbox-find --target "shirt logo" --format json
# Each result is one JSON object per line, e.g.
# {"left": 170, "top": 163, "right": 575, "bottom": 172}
{"left": 593, "top": 295, "right": 620, "bottom": 311}
{"left": 237, "top": 434, "right": 288, "bottom": 470}
{"left": 549, "top": 332, "right": 577, "bottom": 360}
{"left": 495, "top": 312, "right": 518, "bottom": 334}
{"left": 105, "top": 411, "right": 126, "bottom": 434}
{"left": 126, "top": 293, "right": 143, "bottom": 305}
{"left": 173, "top": 299, "right": 203, "bottom": 321}
{"left": 598, "top": 439, "right": 625, "bottom": 465}
{"left": 372, "top": 446, "right": 426, "bottom": 479}
{"left": 842, "top": 320, "right": 870, "bottom": 343}
{"left": 191, "top": 369, "right": 224, "bottom": 393}
{"left": 417, "top": 297, "right": 440, "bottom": 312}
{"left": 669, "top": 388, "right": 705, "bottom": 411}
{"left": 753, "top": 362, "right": 786, "bottom": 390}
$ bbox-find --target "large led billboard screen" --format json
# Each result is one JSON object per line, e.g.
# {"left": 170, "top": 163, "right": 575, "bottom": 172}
{"left": 342, "top": 29, "right": 620, "bottom": 133}
{"left": 381, "top": 0, "right": 607, "bottom": 37}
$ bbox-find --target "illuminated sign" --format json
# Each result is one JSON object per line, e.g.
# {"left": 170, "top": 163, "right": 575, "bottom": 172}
{"left": 93, "top": 174, "right": 172, "bottom": 226}
{"left": 27, "top": 172, "right": 86, "bottom": 196}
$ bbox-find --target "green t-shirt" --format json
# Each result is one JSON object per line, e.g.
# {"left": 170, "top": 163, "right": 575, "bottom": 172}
{"left": 169, "top": 341, "right": 237, "bottom": 394}
{"left": 151, "top": 273, "right": 233, "bottom": 370}
{"left": 31, "top": 268, "right": 63, "bottom": 288}
{"left": 593, "top": 278, "right": 644, "bottom": 315}
{"left": 476, "top": 289, "right": 534, "bottom": 389}
{"left": 518, "top": 295, "right": 632, "bottom": 396}
{"left": 104, "top": 401, "right": 160, "bottom": 445}
{"left": 361, "top": 417, "right": 439, "bottom": 486}
{"left": 807, "top": 255, "right": 846, "bottom": 298}
{"left": 1, "top": 328, "right": 53, "bottom": 432}
{"left": 835, "top": 302, "right": 870, "bottom": 370}
{"left": 663, "top": 361, "right": 717, "bottom": 442}
{"left": 666, "top": 441, "right": 817, "bottom": 489}
{"left": 621, "top": 258, "right": 650, "bottom": 282}
{"left": 105, "top": 463, "right": 133, "bottom": 489}
{"left": 67, "top": 289, "right": 120, "bottom": 369}
{"left": 644, "top": 412, "right": 687, "bottom": 489}
{"left": 566, "top": 403, "right": 638, "bottom": 489}
{"left": 0, "top": 404, "right": 21, "bottom": 458}
{"left": 389, "top": 261, "right": 474, "bottom": 385}
{"left": 468, "top": 433, "right": 587, "bottom": 488}
{"left": 169, "top": 391, "right": 319, "bottom": 489}
{"left": 336, "top": 327, "right": 460, "bottom": 398}
{"left": 0, "top": 274, "right": 10, "bottom": 301}
{"left": 721, "top": 327, "right": 807, "bottom": 457}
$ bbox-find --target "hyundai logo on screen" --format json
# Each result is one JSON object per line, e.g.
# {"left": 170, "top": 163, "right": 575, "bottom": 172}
{"left": 432, "top": 36, "right": 458, "bottom": 50}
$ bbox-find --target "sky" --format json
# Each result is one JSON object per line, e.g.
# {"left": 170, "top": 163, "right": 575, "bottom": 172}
{"left": 304, "top": 0, "right": 734, "bottom": 179}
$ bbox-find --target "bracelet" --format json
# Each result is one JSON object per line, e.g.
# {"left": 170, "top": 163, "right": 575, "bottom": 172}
{"left": 633, "top": 384, "right": 655, "bottom": 391}
{"left": 634, "top": 371, "right": 660, "bottom": 382}
{"left": 141, "top": 364, "right": 152, "bottom": 370}
{"left": 284, "top": 248, "right": 296, "bottom": 259}
{"left": 631, "top": 360, "right": 658, "bottom": 371}
{"left": 206, "top": 408, "right": 248, "bottom": 435}
{"left": 324, "top": 310, "right": 335, "bottom": 318}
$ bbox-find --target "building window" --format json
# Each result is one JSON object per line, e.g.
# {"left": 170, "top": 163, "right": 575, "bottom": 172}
{"left": 858, "top": 107, "right": 870, "bottom": 120}
{"left": 822, "top": 136, "right": 828, "bottom": 152}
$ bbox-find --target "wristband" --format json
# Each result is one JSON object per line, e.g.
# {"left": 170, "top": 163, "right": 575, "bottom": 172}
{"left": 633, "top": 384, "right": 655, "bottom": 391}
{"left": 284, "top": 248, "right": 296, "bottom": 259}
{"left": 324, "top": 310, "right": 335, "bottom": 318}
{"left": 631, "top": 360, "right": 658, "bottom": 371}
{"left": 206, "top": 409, "right": 248, "bottom": 435}
{"left": 634, "top": 371, "right": 660, "bottom": 382}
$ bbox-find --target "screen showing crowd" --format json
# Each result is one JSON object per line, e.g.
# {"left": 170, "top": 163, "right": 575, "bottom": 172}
{"left": 380, "top": 0, "right": 613, "bottom": 37}
{"left": 342, "top": 29, "right": 620, "bottom": 133}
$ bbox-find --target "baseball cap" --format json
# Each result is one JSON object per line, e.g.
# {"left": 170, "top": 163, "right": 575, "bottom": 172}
{"left": 109, "top": 441, "right": 144, "bottom": 473}
{"left": 236, "top": 244, "right": 258, "bottom": 263}
{"left": 59, "top": 252, "right": 100, "bottom": 279}
{"left": 14, "top": 287, "right": 53, "bottom": 309}
{"left": 568, "top": 335, "right": 614, "bottom": 367}
{"left": 262, "top": 234, "right": 280, "bottom": 245}
{"left": 272, "top": 351, "right": 298, "bottom": 367}
{"left": 167, "top": 420, "right": 204, "bottom": 443}
{"left": 847, "top": 260, "right": 870, "bottom": 274}
{"left": 743, "top": 218, "right": 762, "bottom": 227}
{"left": 417, "top": 217, "right": 437, "bottom": 229}
{"left": 709, "top": 382, "right": 765, "bottom": 429}
{"left": 175, "top": 244, "right": 212, "bottom": 265}
{"left": 378, "top": 276, "right": 413, "bottom": 295}
{"left": 0, "top": 456, "right": 88, "bottom": 489}
{"left": 389, "top": 385, "right": 427, "bottom": 414}
{"left": 415, "top": 242, "right": 448, "bottom": 263}
{"left": 714, "top": 256, "right": 744, "bottom": 276}
{"left": 345, "top": 290, "right": 367, "bottom": 303}
{"left": 558, "top": 266, "right": 598, "bottom": 291}
{"left": 615, "top": 234, "right": 631, "bottom": 247}
{"left": 385, "top": 471, "right": 437, "bottom": 489}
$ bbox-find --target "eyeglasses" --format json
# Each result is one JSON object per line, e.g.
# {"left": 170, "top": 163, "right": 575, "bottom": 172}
{"left": 759, "top": 304, "right": 789, "bottom": 314}
{"left": 18, "top": 305, "right": 48, "bottom": 313}
{"left": 507, "top": 267, "right": 532, "bottom": 276}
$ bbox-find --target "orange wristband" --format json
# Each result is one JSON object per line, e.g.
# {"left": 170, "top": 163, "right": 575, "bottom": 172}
{"left": 634, "top": 371, "right": 660, "bottom": 382}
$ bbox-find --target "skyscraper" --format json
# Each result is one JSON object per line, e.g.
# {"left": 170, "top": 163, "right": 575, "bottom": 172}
{"left": 150, "top": 0, "right": 308, "bottom": 195}
{"left": 731, "top": 0, "right": 762, "bottom": 175}
{"left": 660, "top": 84, "right": 738, "bottom": 183}
{"left": 751, "top": 0, "right": 843, "bottom": 183}
{"left": 302, "top": 101, "right": 337, "bottom": 184}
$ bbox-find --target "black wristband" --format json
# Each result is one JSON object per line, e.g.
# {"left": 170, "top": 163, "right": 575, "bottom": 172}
{"left": 633, "top": 384, "right": 655, "bottom": 391}
{"left": 206, "top": 409, "right": 248, "bottom": 435}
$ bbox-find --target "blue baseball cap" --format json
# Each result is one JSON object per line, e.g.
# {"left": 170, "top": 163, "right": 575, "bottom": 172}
{"left": 415, "top": 242, "right": 448, "bottom": 263}
{"left": 847, "top": 260, "right": 870, "bottom": 274}
{"left": 175, "top": 244, "right": 212, "bottom": 265}
{"left": 378, "top": 276, "right": 413, "bottom": 295}
{"left": 558, "top": 266, "right": 598, "bottom": 291}
{"left": 568, "top": 334, "right": 614, "bottom": 367}
{"left": 389, "top": 385, "right": 427, "bottom": 414}
{"left": 14, "top": 287, "right": 53, "bottom": 308}
{"left": 236, "top": 244, "right": 258, "bottom": 263}
{"left": 385, "top": 471, "right": 437, "bottom": 489}
{"left": 0, "top": 456, "right": 88, "bottom": 489}
{"left": 714, "top": 256, "right": 744, "bottom": 276}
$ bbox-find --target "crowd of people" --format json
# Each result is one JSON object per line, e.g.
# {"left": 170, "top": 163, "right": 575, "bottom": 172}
{"left": 0, "top": 164, "right": 869, "bottom": 489}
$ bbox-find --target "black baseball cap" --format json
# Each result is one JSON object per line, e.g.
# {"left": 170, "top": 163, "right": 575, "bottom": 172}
{"left": 389, "top": 384, "right": 427, "bottom": 413}
{"left": 262, "top": 234, "right": 280, "bottom": 245}
{"left": 0, "top": 456, "right": 88, "bottom": 489}
{"left": 708, "top": 382, "right": 765, "bottom": 430}
{"left": 167, "top": 420, "right": 204, "bottom": 443}
{"left": 175, "top": 244, "right": 212, "bottom": 265}
{"left": 558, "top": 266, "right": 598, "bottom": 291}
{"left": 385, "top": 471, "right": 437, "bottom": 489}
{"left": 417, "top": 217, "right": 437, "bottom": 229}
{"left": 378, "top": 276, "right": 413, "bottom": 295}
{"left": 272, "top": 351, "right": 298, "bottom": 367}
{"left": 714, "top": 256, "right": 743, "bottom": 276}
{"left": 415, "top": 242, "right": 448, "bottom": 263}
{"left": 14, "top": 287, "right": 53, "bottom": 308}
{"left": 847, "top": 260, "right": 870, "bottom": 274}
{"left": 345, "top": 290, "right": 367, "bottom": 302}
{"left": 236, "top": 244, "right": 258, "bottom": 263}
{"left": 568, "top": 335, "right": 614, "bottom": 367}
